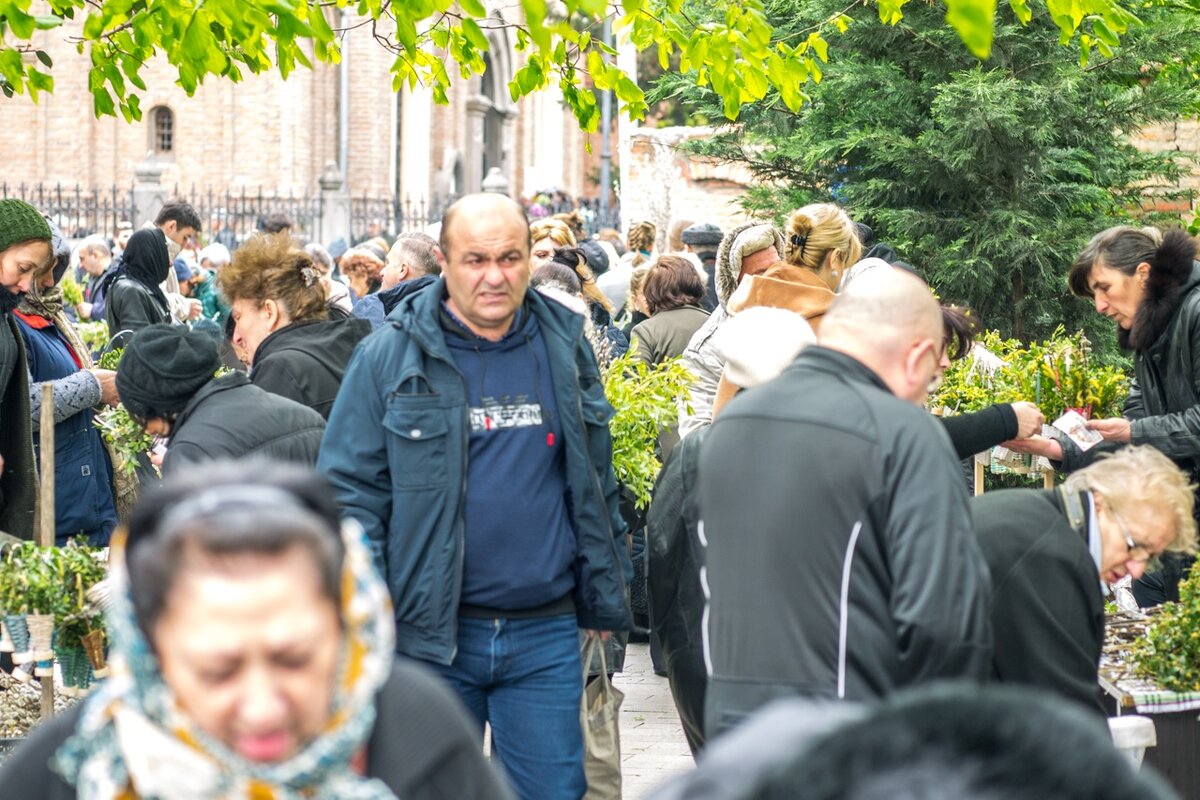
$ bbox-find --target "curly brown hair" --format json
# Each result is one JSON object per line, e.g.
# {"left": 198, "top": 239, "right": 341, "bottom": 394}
{"left": 339, "top": 247, "right": 385, "bottom": 295}
{"left": 217, "top": 233, "right": 327, "bottom": 323}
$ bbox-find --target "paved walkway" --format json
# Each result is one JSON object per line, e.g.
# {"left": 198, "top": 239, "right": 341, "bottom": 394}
{"left": 613, "top": 643, "right": 695, "bottom": 798}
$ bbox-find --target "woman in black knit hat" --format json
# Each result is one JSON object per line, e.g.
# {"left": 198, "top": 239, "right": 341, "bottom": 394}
{"left": 0, "top": 198, "right": 54, "bottom": 539}
{"left": 115, "top": 324, "right": 326, "bottom": 474}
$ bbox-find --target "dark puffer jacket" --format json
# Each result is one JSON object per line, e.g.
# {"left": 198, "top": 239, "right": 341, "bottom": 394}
{"left": 1059, "top": 233, "right": 1200, "bottom": 482}
{"left": 647, "top": 427, "right": 709, "bottom": 756}
{"left": 250, "top": 317, "right": 372, "bottom": 419}
{"left": 163, "top": 372, "right": 325, "bottom": 474}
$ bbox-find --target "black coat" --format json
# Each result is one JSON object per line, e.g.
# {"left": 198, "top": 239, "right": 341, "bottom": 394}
{"left": 0, "top": 659, "right": 513, "bottom": 800}
{"left": 698, "top": 251, "right": 719, "bottom": 312}
{"left": 105, "top": 275, "right": 171, "bottom": 343}
{"left": 971, "top": 489, "right": 1105, "bottom": 717}
{"left": 0, "top": 314, "right": 36, "bottom": 538}
{"left": 940, "top": 403, "right": 1018, "bottom": 459}
{"left": 251, "top": 317, "right": 372, "bottom": 419}
{"left": 163, "top": 372, "right": 325, "bottom": 473}
{"left": 699, "top": 346, "right": 991, "bottom": 736}
{"left": 647, "top": 426, "right": 708, "bottom": 755}
{"left": 1060, "top": 256, "right": 1200, "bottom": 489}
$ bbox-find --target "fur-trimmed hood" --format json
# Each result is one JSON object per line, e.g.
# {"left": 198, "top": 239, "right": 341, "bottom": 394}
{"left": 715, "top": 222, "right": 787, "bottom": 311}
{"left": 1126, "top": 228, "right": 1200, "bottom": 351}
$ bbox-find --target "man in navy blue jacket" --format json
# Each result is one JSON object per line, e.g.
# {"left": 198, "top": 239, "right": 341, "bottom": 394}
{"left": 319, "top": 193, "right": 632, "bottom": 800}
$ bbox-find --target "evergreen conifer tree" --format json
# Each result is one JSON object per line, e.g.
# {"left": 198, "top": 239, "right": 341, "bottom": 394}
{"left": 658, "top": 0, "right": 1200, "bottom": 353}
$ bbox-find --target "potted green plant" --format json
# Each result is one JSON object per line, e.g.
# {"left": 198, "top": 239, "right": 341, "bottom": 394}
{"left": 1132, "top": 560, "right": 1200, "bottom": 691}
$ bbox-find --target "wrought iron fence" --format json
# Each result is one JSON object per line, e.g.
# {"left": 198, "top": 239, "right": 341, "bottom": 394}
{"left": 526, "top": 194, "right": 620, "bottom": 238}
{"left": 0, "top": 182, "right": 134, "bottom": 239}
{"left": 1, "top": 182, "right": 619, "bottom": 250}
{"left": 349, "top": 194, "right": 448, "bottom": 243}
{"left": 175, "top": 185, "right": 325, "bottom": 246}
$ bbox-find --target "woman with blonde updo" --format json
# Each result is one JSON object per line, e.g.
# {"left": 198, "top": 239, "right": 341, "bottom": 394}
{"left": 705, "top": 205, "right": 862, "bottom": 421}
{"left": 724, "top": 204, "right": 862, "bottom": 334}
{"left": 598, "top": 221, "right": 658, "bottom": 318}
{"left": 218, "top": 234, "right": 372, "bottom": 418}
{"left": 783, "top": 204, "right": 863, "bottom": 289}
{"left": 530, "top": 218, "right": 576, "bottom": 271}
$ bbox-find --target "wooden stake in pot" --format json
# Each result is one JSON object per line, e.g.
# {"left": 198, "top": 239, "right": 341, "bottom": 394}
{"left": 38, "top": 383, "right": 55, "bottom": 721}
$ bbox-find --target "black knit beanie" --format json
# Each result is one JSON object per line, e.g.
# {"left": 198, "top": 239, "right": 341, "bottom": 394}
{"left": 116, "top": 324, "right": 220, "bottom": 420}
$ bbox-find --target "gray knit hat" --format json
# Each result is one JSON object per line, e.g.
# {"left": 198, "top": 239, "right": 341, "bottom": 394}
{"left": 0, "top": 199, "right": 53, "bottom": 254}
{"left": 116, "top": 324, "right": 220, "bottom": 420}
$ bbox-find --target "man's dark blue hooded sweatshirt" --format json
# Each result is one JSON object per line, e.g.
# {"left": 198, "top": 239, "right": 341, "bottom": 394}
{"left": 442, "top": 303, "right": 577, "bottom": 611}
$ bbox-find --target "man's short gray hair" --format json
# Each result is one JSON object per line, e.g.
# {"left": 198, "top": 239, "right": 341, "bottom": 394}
{"left": 77, "top": 234, "right": 111, "bottom": 258}
{"left": 304, "top": 242, "right": 335, "bottom": 274}
{"left": 390, "top": 232, "right": 440, "bottom": 277}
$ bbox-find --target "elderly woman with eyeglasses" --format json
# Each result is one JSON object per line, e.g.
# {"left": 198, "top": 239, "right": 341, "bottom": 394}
{"left": 0, "top": 462, "right": 512, "bottom": 800}
{"left": 970, "top": 446, "right": 1197, "bottom": 716}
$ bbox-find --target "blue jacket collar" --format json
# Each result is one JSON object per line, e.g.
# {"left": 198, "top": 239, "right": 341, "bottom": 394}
{"left": 397, "top": 278, "right": 584, "bottom": 355}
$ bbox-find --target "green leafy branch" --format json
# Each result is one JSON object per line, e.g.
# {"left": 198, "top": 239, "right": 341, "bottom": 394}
{"left": 603, "top": 349, "right": 693, "bottom": 509}
{"left": 0, "top": 0, "right": 1155, "bottom": 130}
{"left": 89, "top": 347, "right": 154, "bottom": 475}
{"left": 930, "top": 328, "right": 1129, "bottom": 420}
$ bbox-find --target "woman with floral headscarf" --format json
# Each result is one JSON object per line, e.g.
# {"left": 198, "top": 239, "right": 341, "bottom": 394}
{"left": 0, "top": 462, "right": 511, "bottom": 800}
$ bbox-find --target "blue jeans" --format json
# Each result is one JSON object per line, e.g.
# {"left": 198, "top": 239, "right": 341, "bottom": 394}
{"left": 424, "top": 613, "right": 585, "bottom": 800}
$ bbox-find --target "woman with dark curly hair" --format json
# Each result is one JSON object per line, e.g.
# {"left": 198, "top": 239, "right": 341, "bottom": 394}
{"left": 218, "top": 234, "right": 371, "bottom": 419}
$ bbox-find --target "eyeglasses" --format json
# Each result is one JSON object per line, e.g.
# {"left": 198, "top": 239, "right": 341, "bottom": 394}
{"left": 1109, "top": 504, "right": 1158, "bottom": 568}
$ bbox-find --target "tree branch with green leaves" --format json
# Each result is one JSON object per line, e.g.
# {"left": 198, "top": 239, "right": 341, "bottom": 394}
{"left": 0, "top": 0, "right": 1165, "bottom": 129}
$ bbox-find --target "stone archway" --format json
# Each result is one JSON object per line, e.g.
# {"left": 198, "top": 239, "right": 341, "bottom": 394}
{"left": 464, "top": 29, "right": 516, "bottom": 193}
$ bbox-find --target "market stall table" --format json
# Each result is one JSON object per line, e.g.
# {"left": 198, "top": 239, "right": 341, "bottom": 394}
{"left": 1101, "top": 612, "right": 1200, "bottom": 797}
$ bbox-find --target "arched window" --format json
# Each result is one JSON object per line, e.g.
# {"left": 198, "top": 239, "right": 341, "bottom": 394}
{"left": 151, "top": 106, "right": 174, "bottom": 155}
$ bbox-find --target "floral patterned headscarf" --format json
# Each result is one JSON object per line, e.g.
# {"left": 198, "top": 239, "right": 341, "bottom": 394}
{"left": 53, "top": 503, "right": 397, "bottom": 800}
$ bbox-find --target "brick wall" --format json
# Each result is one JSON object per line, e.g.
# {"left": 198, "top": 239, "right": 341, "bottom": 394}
{"left": 621, "top": 128, "right": 755, "bottom": 247}
{"left": 1129, "top": 120, "right": 1199, "bottom": 216}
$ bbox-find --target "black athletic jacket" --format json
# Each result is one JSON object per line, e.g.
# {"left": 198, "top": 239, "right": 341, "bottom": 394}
{"left": 699, "top": 346, "right": 992, "bottom": 736}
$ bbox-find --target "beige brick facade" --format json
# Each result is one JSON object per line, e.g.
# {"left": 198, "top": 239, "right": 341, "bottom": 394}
{"left": 0, "top": 5, "right": 598, "bottom": 214}
{"left": 1132, "top": 121, "right": 1200, "bottom": 216}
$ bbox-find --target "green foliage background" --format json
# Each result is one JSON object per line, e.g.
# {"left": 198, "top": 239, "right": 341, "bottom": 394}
{"left": 656, "top": 0, "right": 1200, "bottom": 363}
{"left": 1134, "top": 559, "right": 1200, "bottom": 691}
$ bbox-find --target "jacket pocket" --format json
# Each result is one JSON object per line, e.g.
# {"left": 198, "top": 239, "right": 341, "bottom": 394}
{"left": 383, "top": 404, "right": 450, "bottom": 489}
{"left": 579, "top": 375, "right": 615, "bottom": 428}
